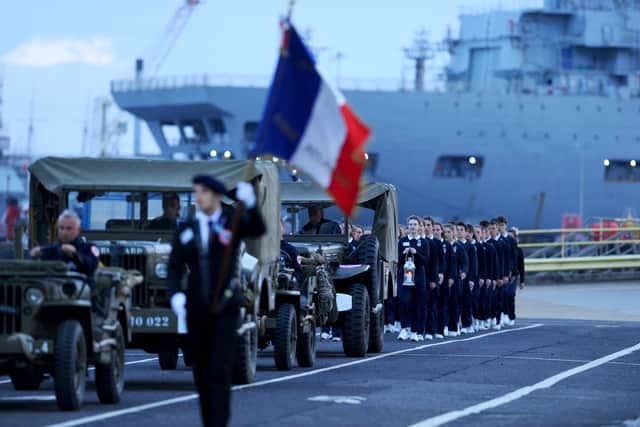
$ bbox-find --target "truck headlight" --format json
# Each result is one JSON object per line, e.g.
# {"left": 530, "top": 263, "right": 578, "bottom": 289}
{"left": 154, "top": 262, "right": 168, "bottom": 279}
{"left": 25, "top": 288, "right": 44, "bottom": 306}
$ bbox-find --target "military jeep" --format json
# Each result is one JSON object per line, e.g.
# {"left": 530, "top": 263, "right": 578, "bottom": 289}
{"left": 28, "top": 157, "right": 280, "bottom": 384}
{"left": 0, "top": 260, "right": 140, "bottom": 410}
{"left": 279, "top": 181, "right": 399, "bottom": 357}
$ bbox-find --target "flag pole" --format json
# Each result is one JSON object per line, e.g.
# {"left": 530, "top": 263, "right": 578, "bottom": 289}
{"left": 210, "top": 3, "right": 297, "bottom": 315}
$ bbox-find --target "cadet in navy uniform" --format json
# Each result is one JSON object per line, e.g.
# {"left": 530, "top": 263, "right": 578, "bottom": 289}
{"left": 456, "top": 223, "right": 477, "bottom": 334}
{"left": 397, "top": 215, "right": 429, "bottom": 342}
{"left": 168, "top": 175, "right": 265, "bottom": 427}
{"left": 498, "top": 216, "right": 519, "bottom": 326}
{"left": 471, "top": 224, "right": 486, "bottom": 331}
{"left": 488, "top": 219, "right": 507, "bottom": 330}
{"left": 433, "top": 223, "right": 448, "bottom": 339}
{"left": 481, "top": 220, "right": 499, "bottom": 330}
{"left": 422, "top": 217, "right": 440, "bottom": 340}
{"left": 30, "top": 210, "right": 99, "bottom": 287}
{"left": 446, "top": 224, "right": 468, "bottom": 337}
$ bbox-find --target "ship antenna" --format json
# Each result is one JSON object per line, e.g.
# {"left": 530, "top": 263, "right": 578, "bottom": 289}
{"left": 404, "top": 30, "right": 434, "bottom": 91}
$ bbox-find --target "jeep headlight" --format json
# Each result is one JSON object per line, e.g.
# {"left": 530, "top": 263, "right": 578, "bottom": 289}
{"left": 154, "top": 262, "right": 168, "bottom": 279}
{"left": 25, "top": 288, "right": 44, "bottom": 306}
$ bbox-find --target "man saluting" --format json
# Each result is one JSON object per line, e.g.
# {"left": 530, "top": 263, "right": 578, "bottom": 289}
{"left": 167, "top": 175, "right": 265, "bottom": 427}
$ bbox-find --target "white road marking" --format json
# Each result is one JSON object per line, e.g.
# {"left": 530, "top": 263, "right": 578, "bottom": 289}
{"left": 308, "top": 395, "right": 367, "bottom": 404}
{"left": 408, "top": 340, "right": 640, "bottom": 427}
{"left": 0, "top": 357, "right": 159, "bottom": 385}
{"left": 45, "top": 324, "right": 544, "bottom": 427}
{"left": 0, "top": 395, "right": 56, "bottom": 401}
{"left": 397, "top": 353, "right": 640, "bottom": 367}
{"left": 595, "top": 324, "right": 622, "bottom": 328}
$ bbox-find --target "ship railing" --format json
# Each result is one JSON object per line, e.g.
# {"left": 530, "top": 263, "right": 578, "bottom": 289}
{"left": 110, "top": 74, "right": 444, "bottom": 93}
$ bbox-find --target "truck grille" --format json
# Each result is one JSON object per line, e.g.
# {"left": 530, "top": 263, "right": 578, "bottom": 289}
{"left": 0, "top": 284, "right": 22, "bottom": 334}
{"left": 99, "top": 248, "right": 148, "bottom": 307}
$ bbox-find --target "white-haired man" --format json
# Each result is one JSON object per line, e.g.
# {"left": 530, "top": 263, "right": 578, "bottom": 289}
{"left": 30, "top": 209, "right": 99, "bottom": 287}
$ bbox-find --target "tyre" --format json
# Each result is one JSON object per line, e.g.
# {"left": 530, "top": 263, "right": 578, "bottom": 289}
{"left": 233, "top": 316, "right": 257, "bottom": 384}
{"left": 182, "top": 347, "right": 193, "bottom": 368}
{"left": 368, "top": 303, "right": 385, "bottom": 354}
{"left": 158, "top": 349, "right": 178, "bottom": 370}
{"left": 53, "top": 320, "right": 87, "bottom": 411}
{"left": 355, "top": 235, "right": 380, "bottom": 305}
{"left": 342, "top": 283, "right": 370, "bottom": 357}
{"left": 10, "top": 366, "right": 43, "bottom": 391}
{"left": 296, "top": 317, "right": 316, "bottom": 368}
{"left": 273, "top": 304, "right": 297, "bottom": 371}
{"left": 95, "top": 322, "right": 125, "bottom": 404}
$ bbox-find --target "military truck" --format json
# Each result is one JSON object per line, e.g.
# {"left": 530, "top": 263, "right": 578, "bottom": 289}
{"left": 279, "top": 181, "right": 399, "bottom": 357}
{"left": 28, "top": 157, "right": 280, "bottom": 384}
{"left": 0, "top": 259, "right": 140, "bottom": 410}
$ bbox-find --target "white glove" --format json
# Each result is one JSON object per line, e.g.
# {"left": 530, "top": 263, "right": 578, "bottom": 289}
{"left": 236, "top": 181, "right": 256, "bottom": 208}
{"left": 170, "top": 292, "right": 186, "bottom": 318}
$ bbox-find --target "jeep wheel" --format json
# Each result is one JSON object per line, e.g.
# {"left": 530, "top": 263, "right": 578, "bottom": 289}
{"left": 158, "top": 349, "right": 178, "bottom": 370}
{"left": 234, "top": 315, "right": 257, "bottom": 384}
{"left": 342, "top": 283, "right": 370, "bottom": 357}
{"left": 355, "top": 235, "right": 380, "bottom": 295}
{"left": 296, "top": 317, "right": 316, "bottom": 368}
{"left": 10, "top": 366, "right": 43, "bottom": 391}
{"left": 95, "top": 322, "right": 125, "bottom": 404}
{"left": 181, "top": 348, "right": 193, "bottom": 368}
{"left": 368, "top": 303, "right": 385, "bottom": 354}
{"left": 54, "top": 320, "right": 87, "bottom": 411}
{"left": 274, "top": 304, "right": 297, "bottom": 371}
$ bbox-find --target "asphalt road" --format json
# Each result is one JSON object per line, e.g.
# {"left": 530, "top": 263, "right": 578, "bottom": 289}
{"left": 1, "top": 317, "right": 639, "bottom": 427}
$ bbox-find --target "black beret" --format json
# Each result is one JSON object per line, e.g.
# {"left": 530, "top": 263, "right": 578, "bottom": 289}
{"left": 193, "top": 174, "right": 227, "bottom": 194}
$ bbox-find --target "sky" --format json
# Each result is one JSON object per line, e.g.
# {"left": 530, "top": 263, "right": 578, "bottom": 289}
{"left": 0, "top": 0, "right": 541, "bottom": 157}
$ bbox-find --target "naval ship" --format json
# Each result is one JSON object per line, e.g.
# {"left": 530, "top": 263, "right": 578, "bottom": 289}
{"left": 111, "top": 0, "right": 640, "bottom": 228}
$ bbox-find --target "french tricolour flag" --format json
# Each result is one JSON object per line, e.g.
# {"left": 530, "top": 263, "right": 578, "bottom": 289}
{"left": 253, "top": 23, "right": 371, "bottom": 217}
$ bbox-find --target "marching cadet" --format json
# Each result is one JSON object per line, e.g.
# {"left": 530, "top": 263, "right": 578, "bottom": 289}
{"left": 509, "top": 226, "right": 526, "bottom": 325}
{"left": 446, "top": 223, "right": 468, "bottom": 337}
{"left": 168, "top": 175, "right": 265, "bottom": 427}
{"left": 480, "top": 221, "right": 498, "bottom": 330}
{"left": 457, "top": 223, "right": 477, "bottom": 334}
{"left": 422, "top": 217, "right": 440, "bottom": 340}
{"left": 498, "top": 216, "right": 519, "bottom": 326}
{"left": 433, "top": 222, "right": 448, "bottom": 339}
{"left": 471, "top": 224, "right": 486, "bottom": 331}
{"left": 477, "top": 222, "right": 492, "bottom": 330}
{"left": 397, "top": 215, "right": 429, "bottom": 342}
{"left": 488, "top": 219, "right": 507, "bottom": 330}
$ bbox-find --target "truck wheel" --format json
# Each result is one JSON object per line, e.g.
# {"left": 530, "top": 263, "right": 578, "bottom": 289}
{"left": 342, "top": 283, "right": 370, "bottom": 357}
{"left": 95, "top": 322, "right": 125, "bottom": 404}
{"left": 54, "top": 320, "right": 87, "bottom": 411}
{"left": 355, "top": 236, "right": 380, "bottom": 289}
{"left": 181, "top": 348, "right": 193, "bottom": 368}
{"left": 10, "top": 366, "right": 43, "bottom": 391}
{"left": 274, "top": 304, "right": 297, "bottom": 371}
{"left": 296, "top": 318, "right": 316, "bottom": 368}
{"left": 234, "top": 316, "right": 257, "bottom": 384}
{"left": 158, "top": 349, "right": 178, "bottom": 370}
{"left": 368, "top": 303, "right": 385, "bottom": 354}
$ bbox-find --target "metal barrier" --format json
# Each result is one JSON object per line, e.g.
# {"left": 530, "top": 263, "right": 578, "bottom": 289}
{"left": 519, "top": 226, "right": 640, "bottom": 259}
{"left": 525, "top": 254, "right": 640, "bottom": 273}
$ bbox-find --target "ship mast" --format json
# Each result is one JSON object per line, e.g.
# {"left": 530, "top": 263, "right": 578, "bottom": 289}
{"left": 404, "top": 30, "right": 434, "bottom": 92}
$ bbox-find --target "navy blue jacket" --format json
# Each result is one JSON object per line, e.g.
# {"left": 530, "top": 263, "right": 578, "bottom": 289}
{"left": 398, "top": 236, "right": 428, "bottom": 286}
{"left": 41, "top": 237, "right": 99, "bottom": 287}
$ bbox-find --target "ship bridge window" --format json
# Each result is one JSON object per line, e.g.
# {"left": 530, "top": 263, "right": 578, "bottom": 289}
{"left": 433, "top": 155, "right": 484, "bottom": 180}
{"left": 604, "top": 159, "right": 640, "bottom": 183}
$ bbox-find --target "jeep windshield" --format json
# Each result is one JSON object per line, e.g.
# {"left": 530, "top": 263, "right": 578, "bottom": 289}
{"left": 66, "top": 191, "right": 195, "bottom": 240}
